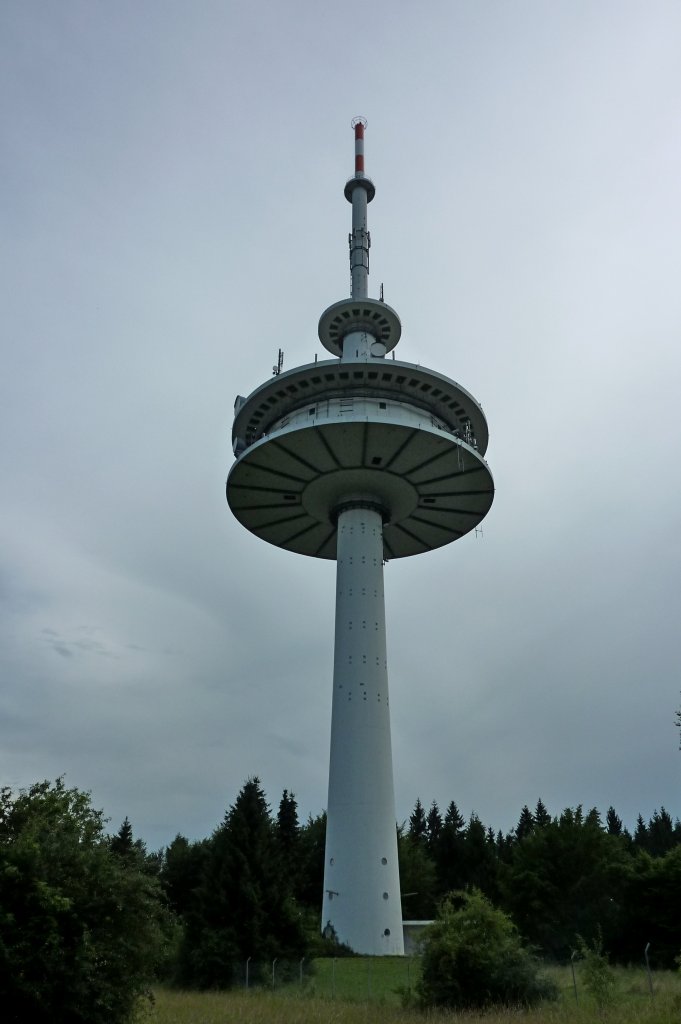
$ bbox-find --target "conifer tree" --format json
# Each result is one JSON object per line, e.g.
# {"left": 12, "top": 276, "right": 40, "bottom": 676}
{"left": 434, "top": 801, "right": 466, "bottom": 893}
{"left": 633, "top": 814, "right": 648, "bottom": 850}
{"left": 397, "top": 825, "right": 437, "bottom": 919}
{"left": 462, "top": 813, "right": 498, "bottom": 899}
{"left": 443, "top": 800, "right": 465, "bottom": 832}
{"left": 585, "top": 807, "right": 602, "bottom": 829}
{"left": 647, "top": 807, "right": 675, "bottom": 856}
{"left": 110, "top": 817, "right": 135, "bottom": 858}
{"left": 277, "top": 790, "right": 299, "bottom": 845}
{"left": 534, "top": 799, "right": 551, "bottom": 828}
{"left": 408, "top": 798, "right": 428, "bottom": 845}
{"left": 615, "top": 846, "right": 681, "bottom": 966}
{"left": 606, "top": 806, "right": 623, "bottom": 836}
{"left": 501, "top": 806, "right": 628, "bottom": 959}
{"left": 514, "top": 805, "right": 535, "bottom": 842}
{"left": 495, "top": 829, "right": 514, "bottom": 864}
{"left": 426, "top": 801, "right": 443, "bottom": 852}
{"left": 559, "top": 805, "right": 583, "bottom": 827}
{"left": 161, "top": 834, "right": 208, "bottom": 917}
{"left": 276, "top": 789, "right": 300, "bottom": 890}
{"left": 109, "top": 816, "right": 154, "bottom": 874}
{"left": 296, "top": 812, "right": 326, "bottom": 911}
{"left": 179, "top": 778, "right": 306, "bottom": 988}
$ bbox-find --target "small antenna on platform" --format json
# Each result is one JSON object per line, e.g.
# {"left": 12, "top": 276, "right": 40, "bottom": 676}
{"left": 272, "top": 348, "right": 284, "bottom": 376}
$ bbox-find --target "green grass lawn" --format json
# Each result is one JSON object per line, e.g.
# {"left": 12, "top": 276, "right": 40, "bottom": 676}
{"left": 148, "top": 962, "right": 681, "bottom": 1024}
{"left": 303, "top": 954, "right": 417, "bottom": 1002}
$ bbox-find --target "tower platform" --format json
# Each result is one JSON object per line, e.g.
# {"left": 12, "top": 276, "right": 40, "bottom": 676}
{"left": 227, "top": 358, "right": 493, "bottom": 559}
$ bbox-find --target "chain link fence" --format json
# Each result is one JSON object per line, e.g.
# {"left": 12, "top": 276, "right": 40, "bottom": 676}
{"left": 231, "top": 956, "right": 419, "bottom": 1001}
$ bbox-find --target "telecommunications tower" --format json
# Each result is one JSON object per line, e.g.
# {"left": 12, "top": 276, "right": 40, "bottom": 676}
{"left": 227, "top": 120, "right": 494, "bottom": 954}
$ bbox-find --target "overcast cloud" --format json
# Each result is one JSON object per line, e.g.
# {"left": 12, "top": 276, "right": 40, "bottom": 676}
{"left": 1, "top": 1, "right": 680, "bottom": 850}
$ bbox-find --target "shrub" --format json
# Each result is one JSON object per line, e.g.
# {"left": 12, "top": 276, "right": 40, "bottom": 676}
{"left": 416, "top": 888, "right": 558, "bottom": 1010}
{"left": 576, "top": 929, "right": 616, "bottom": 1009}
{"left": 0, "top": 779, "right": 167, "bottom": 1024}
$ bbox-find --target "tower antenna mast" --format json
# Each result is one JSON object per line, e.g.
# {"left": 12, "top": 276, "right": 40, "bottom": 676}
{"left": 348, "top": 116, "right": 372, "bottom": 300}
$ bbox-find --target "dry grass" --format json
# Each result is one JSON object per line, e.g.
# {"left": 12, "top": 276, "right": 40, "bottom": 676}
{"left": 148, "top": 988, "right": 409, "bottom": 1023}
{"left": 147, "top": 964, "right": 681, "bottom": 1024}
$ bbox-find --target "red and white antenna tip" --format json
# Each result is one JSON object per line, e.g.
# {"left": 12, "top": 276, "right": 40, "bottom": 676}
{"left": 351, "top": 116, "right": 367, "bottom": 174}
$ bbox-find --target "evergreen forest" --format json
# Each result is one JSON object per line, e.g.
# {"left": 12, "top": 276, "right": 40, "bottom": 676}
{"left": 160, "top": 782, "right": 681, "bottom": 985}
{"left": 2, "top": 775, "right": 681, "bottom": 1021}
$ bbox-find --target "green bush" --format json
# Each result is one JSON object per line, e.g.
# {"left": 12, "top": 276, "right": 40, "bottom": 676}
{"left": 416, "top": 888, "right": 558, "bottom": 1010}
{"left": 0, "top": 779, "right": 168, "bottom": 1024}
{"left": 576, "top": 929, "right": 616, "bottom": 1009}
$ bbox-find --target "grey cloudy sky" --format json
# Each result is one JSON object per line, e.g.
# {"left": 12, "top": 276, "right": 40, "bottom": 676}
{"left": 2, "top": 1, "right": 680, "bottom": 851}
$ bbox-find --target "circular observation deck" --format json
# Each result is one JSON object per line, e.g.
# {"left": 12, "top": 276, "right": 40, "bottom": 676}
{"left": 227, "top": 361, "right": 494, "bottom": 560}
{"left": 231, "top": 358, "right": 490, "bottom": 456}
{"left": 318, "top": 298, "right": 401, "bottom": 357}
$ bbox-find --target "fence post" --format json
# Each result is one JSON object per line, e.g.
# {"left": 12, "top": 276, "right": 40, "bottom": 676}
{"left": 367, "top": 957, "right": 372, "bottom": 1000}
{"left": 299, "top": 956, "right": 305, "bottom": 987}
{"left": 570, "top": 950, "right": 578, "bottom": 1004}
{"left": 332, "top": 957, "right": 336, "bottom": 999}
{"left": 246, "top": 956, "right": 251, "bottom": 990}
{"left": 272, "top": 958, "right": 278, "bottom": 990}
{"left": 644, "top": 943, "right": 654, "bottom": 996}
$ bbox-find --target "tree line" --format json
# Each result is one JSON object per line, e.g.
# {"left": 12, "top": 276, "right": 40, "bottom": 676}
{"left": 159, "top": 786, "right": 681, "bottom": 982}
{"left": 1, "top": 776, "right": 680, "bottom": 1022}
{"left": 397, "top": 796, "right": 681, "bottom": 966}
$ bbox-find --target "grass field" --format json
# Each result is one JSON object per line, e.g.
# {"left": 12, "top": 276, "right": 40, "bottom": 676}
{"left": 148, "top": 962, "right": 681, "bottom": 1024}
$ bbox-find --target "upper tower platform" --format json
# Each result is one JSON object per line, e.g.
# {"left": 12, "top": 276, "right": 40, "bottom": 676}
{"left": 227, "top": 120, "right": 494, "bottom": 559}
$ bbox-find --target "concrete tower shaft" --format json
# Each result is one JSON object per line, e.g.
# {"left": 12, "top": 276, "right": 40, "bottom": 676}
{"left": 322, "top": 505, "right": 403, "bottom": 952}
